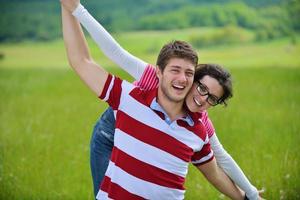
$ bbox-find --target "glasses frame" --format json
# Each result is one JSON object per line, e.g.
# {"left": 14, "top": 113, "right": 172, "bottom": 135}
{"left": 196, "top": 81, "right": 221, "bottom": 106}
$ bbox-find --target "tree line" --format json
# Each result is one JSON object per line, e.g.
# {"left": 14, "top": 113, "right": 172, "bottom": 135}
{"left": 0, "top": 0, "right": 298, "bottom": 42}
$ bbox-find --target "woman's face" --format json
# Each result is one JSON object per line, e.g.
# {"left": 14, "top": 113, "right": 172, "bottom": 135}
{"left": 185, "top": 75, "right": 224, "bottom": 113}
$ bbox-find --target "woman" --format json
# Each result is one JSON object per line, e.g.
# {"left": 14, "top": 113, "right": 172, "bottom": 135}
{"left": 72, "top": 3, "right": 260, "bottom": 200}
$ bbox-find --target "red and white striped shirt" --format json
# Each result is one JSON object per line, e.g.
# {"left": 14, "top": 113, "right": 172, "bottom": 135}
{"left": 136, "top": 65, "right": 215, "bottom": 138}
{"left": 97, "top": 74, "right": 214, "bottom": 199}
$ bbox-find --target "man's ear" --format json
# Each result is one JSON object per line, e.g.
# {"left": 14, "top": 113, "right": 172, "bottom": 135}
{"left": 156, "top": 65, "right": 162, "bottom": 78}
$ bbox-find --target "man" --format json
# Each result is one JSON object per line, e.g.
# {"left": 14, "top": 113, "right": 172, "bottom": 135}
{"left": 61, "top": 0, "right": 244, "bottom": 199}
{"left": 70, "top": 3, "right": 262, "bottom": 199}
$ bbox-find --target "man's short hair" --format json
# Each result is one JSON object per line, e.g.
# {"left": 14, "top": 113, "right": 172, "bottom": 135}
{"left": 194, "top": 64, "right": 233, "bottom": 106}
{"left": 156, "top": 40, "right": 198, "bottom": 71}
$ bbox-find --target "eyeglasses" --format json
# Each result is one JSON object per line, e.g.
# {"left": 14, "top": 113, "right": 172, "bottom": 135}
{"left": 196, "top": 81, "right": 220, "bottom": 106}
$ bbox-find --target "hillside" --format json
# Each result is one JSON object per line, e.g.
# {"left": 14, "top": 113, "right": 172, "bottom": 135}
{"left": 0, "top": 0, "right": 298, "bottom": 42}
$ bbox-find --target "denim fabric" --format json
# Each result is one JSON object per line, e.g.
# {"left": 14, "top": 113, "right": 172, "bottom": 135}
{"left": 90, "top": 107, "right": 115, "bottom": 198}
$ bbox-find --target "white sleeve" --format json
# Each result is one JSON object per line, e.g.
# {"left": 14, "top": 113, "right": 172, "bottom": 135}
{"left": 210, "top": 134, "right": 259, "bottom": 200}
{"left": 72, "top": 4, "right": 148, "bottom": 80}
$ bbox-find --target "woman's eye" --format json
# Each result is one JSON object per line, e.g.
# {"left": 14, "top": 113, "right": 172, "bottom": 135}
{"left": 200, "top": 86, "right": 206, "bottom": 92}
{"left": 210, "top": 96, "right": 218, "bottom": 102}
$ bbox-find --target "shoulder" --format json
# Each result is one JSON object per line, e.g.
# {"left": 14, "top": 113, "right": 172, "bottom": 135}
{"left": 129, "top": 87, "right": 157, "bottom": 107}
{"left": 136, "top": 64, "right": 158, "bottom": 90}
{"left": 200, "top": 111, "right": 216, "bottom": 138}
{"left": 187, "top": 112, "right": 208, "bottom": 141}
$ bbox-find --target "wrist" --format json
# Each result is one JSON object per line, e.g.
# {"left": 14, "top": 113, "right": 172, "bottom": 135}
{"left": 72, "top": 3, "right": 84, "bottom": 17}
{"left": 246, "top": 187, "right": 259, "bottom": 200}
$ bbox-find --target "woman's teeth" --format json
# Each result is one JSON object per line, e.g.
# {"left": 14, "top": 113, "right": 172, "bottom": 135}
{"left": 193, "top": 97, "right": 202, "bottom": 106}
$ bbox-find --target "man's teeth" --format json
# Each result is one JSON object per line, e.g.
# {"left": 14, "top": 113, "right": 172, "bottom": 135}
{"left": 194, "top": 97, "right": 201, "bottom": 106}
{"left": 173, "top": 84, "right": 184, "bottom": 89}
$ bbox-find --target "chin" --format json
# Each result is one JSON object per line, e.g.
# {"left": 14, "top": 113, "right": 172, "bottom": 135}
{"left": 192, "top": 108, "right": 202, "bottom": 113}
{"left": 186, "top": 105, "right": 201, "bottom": 113}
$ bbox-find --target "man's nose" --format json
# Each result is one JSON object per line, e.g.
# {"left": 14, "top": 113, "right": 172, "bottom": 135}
{"left": 177, "top": 72, "right": 188, "bottom": 82}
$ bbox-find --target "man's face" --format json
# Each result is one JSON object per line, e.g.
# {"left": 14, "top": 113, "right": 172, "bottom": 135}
{"left": 185, "top": 75, "right": 224, "bottom": 112}
{"left": 156, "top": 57, "right": 195, "bottom": 104}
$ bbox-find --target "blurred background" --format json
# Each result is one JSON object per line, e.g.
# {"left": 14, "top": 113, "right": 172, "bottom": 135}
{"left": 0, "top": 0, "right": 299, "bottom": 199}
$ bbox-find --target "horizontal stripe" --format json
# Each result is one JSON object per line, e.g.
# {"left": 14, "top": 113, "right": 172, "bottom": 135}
{"left": 96, "top": 189, "right": 110, "bottom": 200}
{"left": 192, "top": 151, "right": 214, "bottom": 165}
{"left": 111, "top": 147, "right": 185, "bottom": 190}
{"left": 192, "top": 135, "right": 213, "bottom": 164}
{"left": 100, "top": 176, "right": 144, "bottom": 200}
{"left": 176, "top": 118, "right": 206, "bottom": 143}
{"left": 116, "top": 111, "right": 193, "bottom": 162}
{"left": 103, "top": 161, "right": 185, "bottom": 200}
{"left": 118, "top": 93, "right": 206, "bottom": 152}
{"left": 114, "top": 129, "right": 188, "bottom": 177}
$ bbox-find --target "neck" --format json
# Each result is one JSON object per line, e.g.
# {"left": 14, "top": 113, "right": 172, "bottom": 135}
{"left": 156, "top": 90, "right": 186, "bottom": 121}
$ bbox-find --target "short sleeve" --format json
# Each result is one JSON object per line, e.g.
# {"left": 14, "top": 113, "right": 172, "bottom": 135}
{"left": 98, "top": 74, "right": 122, "bottom": 110}
{"left": 191, "top": 136, "right": 214, "bottom": 166}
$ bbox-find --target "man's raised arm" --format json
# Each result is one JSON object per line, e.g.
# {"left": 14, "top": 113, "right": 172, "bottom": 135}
{"left": 61, "top": 1, "right": 108, "bottom": 96}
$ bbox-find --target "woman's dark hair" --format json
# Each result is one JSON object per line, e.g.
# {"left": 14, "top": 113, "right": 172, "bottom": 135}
{"left": 194, "top": 64, "right": 233, "bottom": 106}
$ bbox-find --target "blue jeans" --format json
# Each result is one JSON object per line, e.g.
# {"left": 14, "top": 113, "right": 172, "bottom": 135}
{"left": 90, "top": 107, "right": 115, "bottom": 198}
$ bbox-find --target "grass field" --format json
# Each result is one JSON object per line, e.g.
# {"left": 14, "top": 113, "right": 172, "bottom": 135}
{"left": 0, "top": 30, "right": 300, "bottom": 199}
{"left": 1, "top": 28, "right": 300, "bottom": 70}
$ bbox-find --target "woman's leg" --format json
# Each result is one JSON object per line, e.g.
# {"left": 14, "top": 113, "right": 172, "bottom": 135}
{"left": 90, "top": 107, "right": 115, "bottom": 198}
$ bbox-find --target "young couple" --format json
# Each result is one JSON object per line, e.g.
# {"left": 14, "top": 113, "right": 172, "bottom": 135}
{"left": 61, "top": 0, "right": 262, "bottom": 199}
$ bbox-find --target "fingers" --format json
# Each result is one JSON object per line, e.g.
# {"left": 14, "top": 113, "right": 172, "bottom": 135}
{"left": 258, "top": 188, "right": 266, "bottom": 200}
{"left": 60, "top": 0, "right": 79, "bottom": 12}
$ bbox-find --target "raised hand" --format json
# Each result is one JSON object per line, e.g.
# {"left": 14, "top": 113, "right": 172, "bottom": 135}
{"left": 60, "top": 0, "right": 80, "bottom": 12}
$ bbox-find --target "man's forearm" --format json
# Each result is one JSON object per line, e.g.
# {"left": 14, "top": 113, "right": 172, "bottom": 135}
{"left": 197, "top": 158, "right": 244, "bottom": 200}
{"left": 61, "top": 4, "right": 108, "bottom": 96}
{"left": 62, "top": 6, "right": 91, "bottom": 68}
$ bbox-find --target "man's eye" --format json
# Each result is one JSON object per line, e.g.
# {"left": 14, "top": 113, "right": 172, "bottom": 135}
{"left": 186, "top": 72, "right": 194, "bottom": 77}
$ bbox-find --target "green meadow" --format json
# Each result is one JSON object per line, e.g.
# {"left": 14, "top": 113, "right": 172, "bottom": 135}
{"left": 1, "top": 29, "right": 300, "bottom": 199}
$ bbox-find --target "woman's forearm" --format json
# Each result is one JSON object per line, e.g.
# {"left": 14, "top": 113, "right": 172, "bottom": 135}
{"left": 210, "top": 134, "right": 259, "bottom": 200}
{"left": 72, "top": 4, "right": 148, "bottom": 80}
